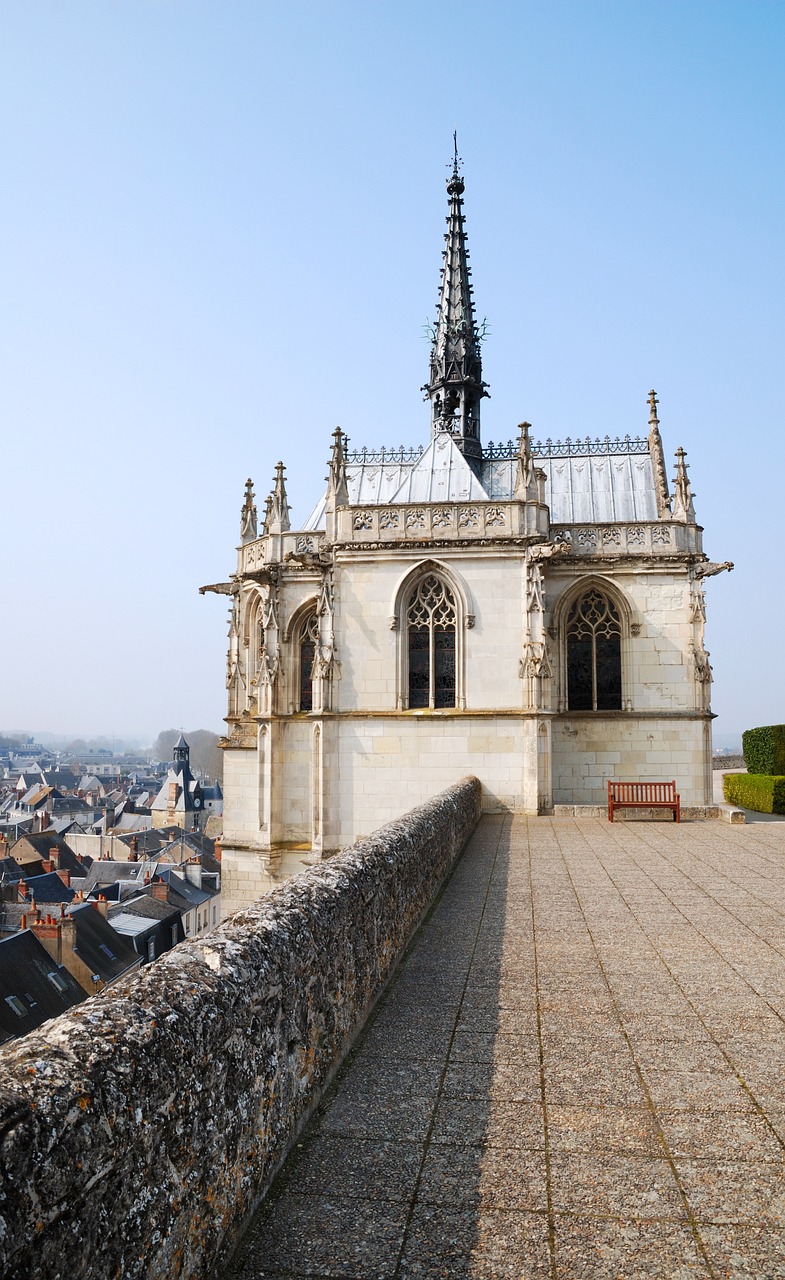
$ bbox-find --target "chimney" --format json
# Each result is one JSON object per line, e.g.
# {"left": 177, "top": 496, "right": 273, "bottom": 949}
{"left": 42, "top": 859, "right": 53, "bottom": 874}
{"left": 33, "top": 914, "right": 77, "bottom": 969}
{"left": 151, "top": 880, "right": 168, "bottom": 903}
{"left": 56, "top": 868, "right": 71, "bottom": 888}
{"left": 213, "top": 843, "right": 222, "bottom": 864}
{"left": 17, "top": 882, "right": 29, "bottom": 901}
{"left": 92, "top": 894, "right": 109, "bottom": 919}
{"left": 49, "top": 847, "right": 61, "bottom": 870}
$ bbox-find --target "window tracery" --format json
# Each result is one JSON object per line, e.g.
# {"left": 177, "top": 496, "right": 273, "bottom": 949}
{"left": 406, "top": 574, "right": 457, "bottom": 709}
{"left": 298, "top": 611, "right": 320, "bottom": 712}
{"left": 566, "top": 588, "right": 622, "bottom": 711}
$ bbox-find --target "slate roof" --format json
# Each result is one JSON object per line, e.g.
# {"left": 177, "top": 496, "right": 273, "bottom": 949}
{"left": 14, "top": 833, "right": 89, "bottom": 874}
{"left": 21, "top": 873, "right": 75, "bottom": 904}
{"left": 108, "top": 895, "right": 180, "bottom": 924}
{"left": 304, "top": 434, "right": 660, "bottom": 528}
{"left": 77, "top": 859, "right": 159, "bottom": 893}
{"left": 158, "top": 827, "right": 217, "bottom": 861}
{"left": 66, "top": 904, "right": 141, "bottom": 983}
{"left": 0, "top": 930, "right": 84, "bottom": 1044}
{"left": 158, "top": 869, "right": 211, "bottom": 907}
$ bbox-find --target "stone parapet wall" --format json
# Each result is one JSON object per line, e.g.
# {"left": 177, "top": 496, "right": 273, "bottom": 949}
{"left": 0, "top": 777, "right": 481, "bottom": 1280}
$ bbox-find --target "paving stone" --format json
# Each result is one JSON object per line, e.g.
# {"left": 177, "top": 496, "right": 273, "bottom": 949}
{"left": 222, "top": 814, "right": 785, "bottom": 1278}
{"left": 553, "top": 1218, "right": 711, "bottom": 1278}
{"left": 417, "top": 1142, "right": 548, "bottom": 1211}
{"left": 547, "top": 1105, "right": 663, "bottom": 1156}
{"left": 397, "top": 1205, "right": 552, "bottom": 1278}
{"left": 699, "top": 1224, "right": 785, "bottom": 1277}
{"left": 675, "top": 1157, "right": 785, "bottom": 1224}
{"left": 229, "top": 1193, "right": 409, "bottom": 1278}
{"left": 549, "top": 1153, "right": 686, "bottom": 1220}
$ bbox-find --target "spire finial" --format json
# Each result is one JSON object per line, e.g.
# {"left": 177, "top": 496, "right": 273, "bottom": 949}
{"left": 240, "top": 477, "right": 257, "bottom": 544}
{"left": 671, "top": 446, "right": 696, "bottom": 522}
{"left": 327, "top": 427, "right": 349, "bottom": 506}
{"left": 447, "top": 132, "right": 464, "bottom": 196}
{"left": 646, "top": 388, "right": 670, "bottom": 516}
{"left": 514, "top": 422, "right": 535, "bottom": 500}
{"left": 267, "top": 462, "right": 290, "bottom": 534}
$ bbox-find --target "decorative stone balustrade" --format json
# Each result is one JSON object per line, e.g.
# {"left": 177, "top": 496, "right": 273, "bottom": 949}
{"left": 550, "top": 521, "right": 703, "bottom": 557}
{"left": 337, "top": 501, "right": 547, "bottom": 545}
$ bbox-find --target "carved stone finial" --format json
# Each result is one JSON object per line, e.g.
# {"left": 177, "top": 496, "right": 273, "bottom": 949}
{"left": 268, "top": 462, "right": 291, "bottom": 534}
{"left": 240, "top": 477, "right": 257, "bottom": 544}
{"left": 671, "top": 447, "right": 696, "bottom": 523}
{"left": 327, "top": 427, "right": 349, "bottom": 506}
{"left": 646, "top": 388, "right": 670, "bottom": 517}
{"left": 513, "top": 421, "right": 535, "bottom": 501}
{"left": 261, "top": 494, "right": 273, "bottom": 535}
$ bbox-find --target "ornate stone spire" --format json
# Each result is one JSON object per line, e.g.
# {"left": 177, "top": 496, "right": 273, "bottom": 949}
{"left": 240, "top": 478, "right": 257, "bottom": 544}
{"left": 267, "top": 462, "right": 290, "bottom": 534}
{"left": 647, "top": 390, "right": 671, "bottom": 516}
{"left": 424, "top": 137, "right": 488, "bottom": 471}
{"left": 671, "top": 447, "right": 696, "bottom": 522}
{"left": 326, "top": 427, "right": 349, "bottom": 506}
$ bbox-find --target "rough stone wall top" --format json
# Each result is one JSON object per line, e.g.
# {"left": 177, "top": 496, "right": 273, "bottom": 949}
{"left": 0, "top": 777, "right": 481, "bottom": 1280}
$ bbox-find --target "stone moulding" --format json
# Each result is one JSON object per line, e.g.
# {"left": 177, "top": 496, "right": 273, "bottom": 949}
{"left": 0, "top": 777, "right": 482, "bottom": 1280}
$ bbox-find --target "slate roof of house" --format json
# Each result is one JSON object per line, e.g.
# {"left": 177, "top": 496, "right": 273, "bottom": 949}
{"left": 0, "top": 930, "right": 84, "bottom": 1044}
{"left": 21, "top": 873, "right": 75, "bottom": 904}
{"left": 14, "top": 833, "right": 90, "bottom": 873}
{"left": 158, "top": 869, "right": 211, "bottom": 907}
{"left": 108, "top": 895, "right": 180, "bottom": 924}
{"left": 66, "top": 904, "right": 141, "bottom": 983}
{"left": 76, "top": 860, "right": 160, "bottom": 893}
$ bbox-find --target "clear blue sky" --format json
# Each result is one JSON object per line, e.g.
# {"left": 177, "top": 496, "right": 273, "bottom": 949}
{"left": 2, "top": 1, "right": 782, "bottom": 747}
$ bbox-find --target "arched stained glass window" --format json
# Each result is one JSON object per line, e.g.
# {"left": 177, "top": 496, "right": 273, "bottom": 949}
{"left": 298, "top": 612, "right": 319, "bottom": 712}
{"left": 566, "top": 589, "right": 622, "bottom": 711}
{"left": 407, "top": 575, "right": 457, "bottom": 709}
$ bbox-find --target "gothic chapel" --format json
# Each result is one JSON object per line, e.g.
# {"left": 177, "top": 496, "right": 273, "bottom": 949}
{"left": 204, "top": 154, "right": 731, "bottom": 910}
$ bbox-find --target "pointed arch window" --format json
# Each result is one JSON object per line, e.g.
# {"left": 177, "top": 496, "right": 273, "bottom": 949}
{"left": 566, "top": 589, "right": 622, "bottom": 711}
{"left": 407, "top": 574, "right": 457, "bottom": 708}
{"left": 298, "top": 612, "right": 319, "bottom": 712}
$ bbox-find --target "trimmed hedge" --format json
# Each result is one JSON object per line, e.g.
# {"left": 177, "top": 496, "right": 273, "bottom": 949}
{"left": 723, "top": 772, "right": 785, "bottom": 814}
{"left": 742, "top": 724, "right": 785, "bottom": 775}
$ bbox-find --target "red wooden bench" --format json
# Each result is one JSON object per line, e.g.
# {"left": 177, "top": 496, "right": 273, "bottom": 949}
{"left": 608, "top": 780, "right": 681, "bottom": 823}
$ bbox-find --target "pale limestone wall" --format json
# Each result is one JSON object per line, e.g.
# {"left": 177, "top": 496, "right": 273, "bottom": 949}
{"left": 221, "top": 747, "right": 259, "bottom": 846}
{"left": 334, "top": 552, "right": 526, "bottom": 712}
{"left": 546, "top": 567, "right": 697, "bottom": 715}
{"left": 552, "top": 716, "right": 712, "bottom": 806}
{"left": 329, "top": 716, "right": 528, "bottom": 844}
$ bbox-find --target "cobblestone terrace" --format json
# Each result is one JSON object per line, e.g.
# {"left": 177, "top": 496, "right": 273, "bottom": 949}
{"left": 223, "top": 814, "right": 785, "bottom": 1279}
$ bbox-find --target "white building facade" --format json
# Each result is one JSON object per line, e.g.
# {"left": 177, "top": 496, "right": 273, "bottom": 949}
{"left": 206, "top": 156, "right": 730, "bottom": 912}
